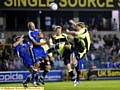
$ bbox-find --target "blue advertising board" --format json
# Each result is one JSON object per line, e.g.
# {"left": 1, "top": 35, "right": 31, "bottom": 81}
{"left": 0, "top": 70, "right": 63, "bottom": 83}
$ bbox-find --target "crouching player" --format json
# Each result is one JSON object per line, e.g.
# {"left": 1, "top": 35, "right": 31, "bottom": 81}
{"left": 13, "top": 35, "right": 34, "bottom": 88}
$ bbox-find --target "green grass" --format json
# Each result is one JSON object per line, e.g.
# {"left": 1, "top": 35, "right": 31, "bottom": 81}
{"left": 0, "top": 80, "right": 120, "bottom": 90}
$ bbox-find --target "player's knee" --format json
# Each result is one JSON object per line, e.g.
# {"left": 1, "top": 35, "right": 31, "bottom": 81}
{"left": 45, "top": 57, "right": 49, "bottom": 61}
{"left": 66, "top": 64, "right": 71, "bottom": 70}
{"left": 34, "top": 62, "right": 40, "bottom": 68}
{"left": 73, "top": 59, "right": 77, "bottom": 65}
{"left": 68, "top": 35, "right": 74, "bottom": 41}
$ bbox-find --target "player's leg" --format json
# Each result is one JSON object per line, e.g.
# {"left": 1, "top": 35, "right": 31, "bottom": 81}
{"left": 30, "top": 48, "right": 40, "bottom": 87}
{"left": 71, "top": 51, "right": 79, "bottom": 78}
{"left": 39, "top": 62, "right": 51, "bottom": 85}
{"left": 22, "top": 60, "right": 34, "bottom": 88}
{"left": 67, "top": 35, "right": 75, "bottom": 42}
{"left": 63, "top": 49, "right": 76, "bottom": 81}
{"left": 39, "top": 53, "right": 53, "bottom": 85}
{"left": 77, "top": 57, "right": 84, "bottom": 84}
{"left": 23, "top": 66, "right": 33, "bottom": 88}
{"left": 39, "top": 52, "right": 51, "bottom": 85}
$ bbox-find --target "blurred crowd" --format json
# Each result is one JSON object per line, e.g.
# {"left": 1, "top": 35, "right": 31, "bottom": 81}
{"left": 0, "top": 33, "right": 120, "bottom": 71}
{"left": 86, "top": 34, "right": 120, "bottom": 69}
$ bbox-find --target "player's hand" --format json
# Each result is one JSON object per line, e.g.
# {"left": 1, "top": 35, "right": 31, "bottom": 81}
{"left": 66, "top": 29, "right": 70, "bottom": 33}
{"left": 19, "top": 35, "right": 24, "bottom": 41}
{"left": 69, "top": 20, "right": 74, "bottom": 24}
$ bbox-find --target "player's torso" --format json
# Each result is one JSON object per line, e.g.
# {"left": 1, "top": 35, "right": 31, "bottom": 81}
{"left": 40, "top": 39, "right": 49, "bottom": 51}
{"left": 17, "top": 44, "right": 30, "bottom": 59}
{"left": 31, "top": 30, "right": 40, "bottom": 42}
{"left": 53, "top": 33, "right": 67, "bottom": 56}
{"left": 77, "top": 28, "right": 91, "bottom": 51}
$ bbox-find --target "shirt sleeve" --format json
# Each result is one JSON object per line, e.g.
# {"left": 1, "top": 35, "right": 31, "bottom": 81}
{"left": 13, "top": 45, "right": 20, "bottom": 57}
{"left": 14, "top": 45, "right": 19, "bottom": 52}
{"left": 28, "top": 31, "right": 36, "bottom": 41}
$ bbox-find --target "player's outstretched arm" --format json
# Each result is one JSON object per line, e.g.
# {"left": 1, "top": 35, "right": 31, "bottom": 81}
{"left": 13, "top": 35, "right": 24, "bottom": 47}
{"left": 66, "top": 29, "right": 78, "bottom": 35}
{"left": 69, "top": 20, "right": 77, "bottom": 26}
{"left": 31, "top": 38, "right": 49, "bottom": 46}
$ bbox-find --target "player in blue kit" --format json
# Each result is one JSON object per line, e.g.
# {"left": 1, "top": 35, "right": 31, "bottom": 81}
{"left": 13, "top": 35, "right": 34, "bottom": 88}
{"left": 27, "top": 22, "right": 51, "bottom": 85}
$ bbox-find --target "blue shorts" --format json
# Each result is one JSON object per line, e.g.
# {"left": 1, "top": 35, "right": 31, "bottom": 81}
{"left": 30, "top": 47, "right": 48, "bottom": 63}
{"left": 78, "top": 57, "right": 83, "bottom": 70}
{"left": 23, "top": 58, "right": 33, "bottom": 68}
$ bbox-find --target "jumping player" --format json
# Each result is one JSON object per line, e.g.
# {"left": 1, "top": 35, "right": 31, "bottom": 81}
{"left": 27, "top": 22, "right": 51, "bottom": 86}
{"left": 66, "top": 20, "right": 91, "bottom": 86}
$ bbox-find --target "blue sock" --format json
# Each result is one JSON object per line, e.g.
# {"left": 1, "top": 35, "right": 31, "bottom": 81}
{"left": 32, "top": 69, "right": 37, "bottom": 82}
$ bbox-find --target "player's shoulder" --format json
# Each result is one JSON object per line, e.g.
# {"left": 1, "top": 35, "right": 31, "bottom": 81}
{"left": 62, "top": 33, "right": 68, "bottom": 36}
{"left": 53, "top": 34, "right": 56, "bottom": 38}
{"left": 40, "top": 39, "right": 45, "bottom": 42}
{"left": 35, "top": 29, "right": 39, "bottom": 31}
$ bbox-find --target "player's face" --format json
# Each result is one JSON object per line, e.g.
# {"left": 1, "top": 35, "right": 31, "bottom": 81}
{"left": 29, "top": 23, "right": 35, "bottom": 31}
{"left": 39, "top": 32, "right": 44, "bottom": 38}
{"left": 56, "top": 28, "right": 61, "bottom": 35}
{"left": 76, "top": 26, "right": 81, "bottom": 31}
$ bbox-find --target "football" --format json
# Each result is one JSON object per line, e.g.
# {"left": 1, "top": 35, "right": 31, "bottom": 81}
{"left": 50, "top": 3, "right": 58, "bottom": 11}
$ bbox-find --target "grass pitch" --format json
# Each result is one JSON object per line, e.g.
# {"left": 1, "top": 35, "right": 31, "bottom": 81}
{"left": 0, "top": 80, "right": 120, "bottom": 90}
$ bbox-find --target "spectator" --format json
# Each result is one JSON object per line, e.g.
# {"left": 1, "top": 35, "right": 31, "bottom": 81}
{"left": 52, "top": 21, "right": 56, "bottom": 30}
{"left": 116, "top": 58, "right": 120, "bottom": 68}
{"left": 93, "top": 40, "right": 100, "bottom": 50}
{"left": 9, "top": 61, "right": 15, "bottom": 71}
{"left": 100, "top": 52, "right": 107, "bottom": 64}
{"left": 87, "top": 62, "right": 98, "bottom": 80}
{"left": 53, "top": 59, "right": 59, "bottom": 70}
{"left": 60, "top": 22, "right": 64, "bottom": 29}
{"left": 1, "top": 48, "right": 10, "bottom": 62}
{"left": 92, "top": 34, "right": 98, "bottom": 42}
{"left": 105, "top": 34, "right": 113, "bottom": 47}
{"left": 105, "top": 46, "right": 111, "bottom": 54}
{"left": 103, "top": 35, "right": 107, "bottom": 44}
{"left": 98, "top": 35, "right": 105, "bottom": 48}
{"left": 113, "top": 34, "right": 119, "bottom": 45}
{"left": 92, "top": 26, "right": 98, "bottom": 32}
{"left": 2, "top": 59, "right": 9, "bottom": 71}
{"left": 13, "top": 56, "right": 23, "bottom": 70}
{"left": 58, "top": 59, "right": 65, "bottom": 70}
{"left": 107, "top": 58, "right": 114, "bottom": 69}
{"left": 111, "top": 46, "right": 118, "bottom": 56}
{"left": 90, "top": 62, "right": 97, "bottom": 69}
{"left": 97, "top": 22, "right": 104, "bottom": 31}
{"left": 91, "top": 51, "right": 96, "bottom": 60}
{"left": 106, "top": 52, "right": 112, "bottom": 62}
{"left": 63, "top": 22, "right": 70, "bottom": 30}
{"left": 112, "top": 18, "right": 117, "bottom": 31}
{"left": 52, "top": 54, "right": 59, "bottom": 70}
